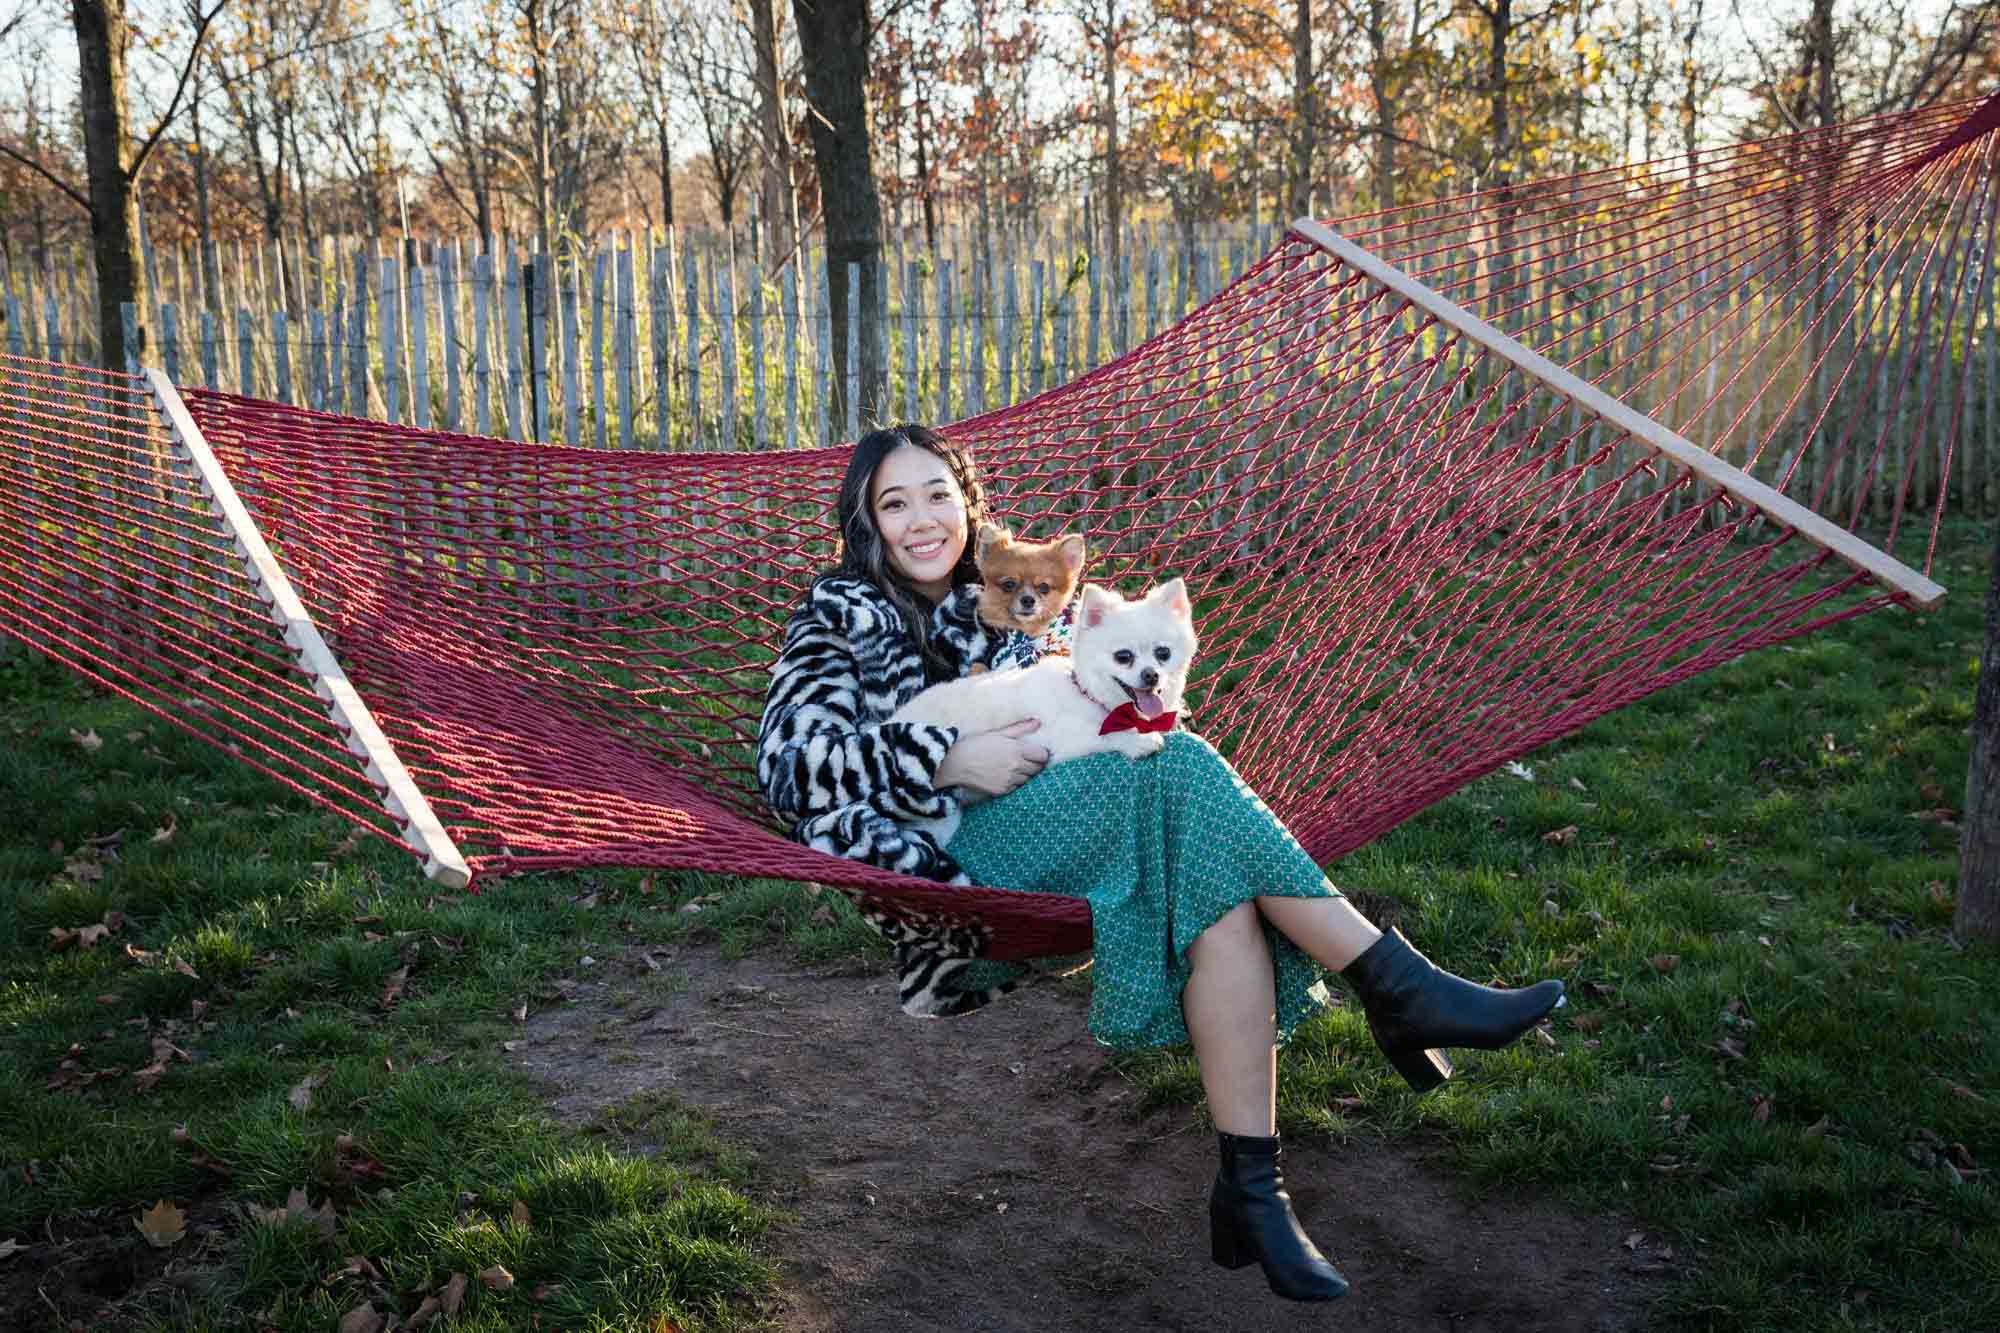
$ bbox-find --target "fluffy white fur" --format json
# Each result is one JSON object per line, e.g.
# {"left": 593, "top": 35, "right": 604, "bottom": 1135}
{"left": 892, "top": 578, "right": 1199, "bottom": 846}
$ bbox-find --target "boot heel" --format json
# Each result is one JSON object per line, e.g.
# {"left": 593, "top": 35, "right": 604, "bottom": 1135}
{"left": 1386, "top": 1044, "right": 1453, "bottom": 1093}
{"left": 1209, "top": 1200, "right": 1254, "bottom": 1269}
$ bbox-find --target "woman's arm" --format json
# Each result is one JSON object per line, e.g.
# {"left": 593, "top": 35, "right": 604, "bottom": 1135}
{"left": 757, "top": 582, "right": 963, "bottom": 824}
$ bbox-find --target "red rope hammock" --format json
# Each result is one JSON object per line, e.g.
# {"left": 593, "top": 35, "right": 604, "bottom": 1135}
{"left": 2, "top": 95, "right": 1994, "bottom": 958}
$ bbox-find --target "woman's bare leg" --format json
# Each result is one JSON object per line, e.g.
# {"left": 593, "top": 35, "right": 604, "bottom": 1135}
{"left": 1254, "top": 894, "right": 1383, "bottom": 973}
{"left": 1183, "top": 902, "right": 1278, "bottom": 1136}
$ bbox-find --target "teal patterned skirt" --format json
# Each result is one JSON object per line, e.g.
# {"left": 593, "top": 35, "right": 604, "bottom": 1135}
{"left": 947, "top": 731, "right": 1340, "bottom": 1050}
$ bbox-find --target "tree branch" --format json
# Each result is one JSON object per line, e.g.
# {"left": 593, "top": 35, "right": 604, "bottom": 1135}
{"left": 0, "top": 140, "right": 89, "bottom": 210}
{"left": 129, "top": 0, "right": 231, "bottom": 180}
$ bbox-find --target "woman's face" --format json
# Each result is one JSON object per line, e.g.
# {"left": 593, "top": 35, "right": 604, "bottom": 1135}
{"left": 869, "top": 443, "right": 968, "bottom": 601}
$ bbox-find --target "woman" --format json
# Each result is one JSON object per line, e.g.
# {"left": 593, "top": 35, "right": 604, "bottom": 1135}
{"left": 758, "top": 425, "right": 1564, "bottom": 1302}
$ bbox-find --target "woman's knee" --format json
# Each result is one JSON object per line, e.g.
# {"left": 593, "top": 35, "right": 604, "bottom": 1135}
{"left": 1192, "top": 901, "right": 1262, "bottom": 953}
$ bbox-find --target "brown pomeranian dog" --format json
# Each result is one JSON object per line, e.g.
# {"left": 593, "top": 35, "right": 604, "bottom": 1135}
{"left": 974, "top": 522, "right": 1086, "bottom": 640}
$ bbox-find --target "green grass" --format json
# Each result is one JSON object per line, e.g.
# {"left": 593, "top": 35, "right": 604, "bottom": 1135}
{"left": 1125, "top": 519, "right": 2000, "bottom": 1331}
{"left": 2, "top": 519, "right": 1994, "bottom": 1331}
{"left": 0, "top": 644, "right": 879, "bottom": 1330}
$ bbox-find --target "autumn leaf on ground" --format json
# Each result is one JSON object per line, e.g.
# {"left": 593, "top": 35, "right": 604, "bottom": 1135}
{"left": 480, "top": 1263, "right": 515, "bottom": 1291}
{"left": 441, "top": 1272, "right": 468, "bottom": 1316}
{"left": 511, "top": 1199, "right": 532, "bottom": 1230}
{"left": 70, "top": 727, "right": 103, "bottom": 753}
{"left": 287, "top": 1070, "right": 328, "bottom": 1113}
{"left": 135, "top": 1200, "right": 186, "bottom": 1248}
{"left": 336, "top": 1304, "right": 384, "bottom": 1333}
{"left": 379, "top": 966, "right": 409, "bottom": 1010}
{"left": 1542, "top": 824, "right": 1579, "bottom": 845}
{"left": 150, "top": 814, "right": 176, "bottom": 845}
{"left": 406, "top": 1295, "right": 443, "bottom": 1329}
{"left": 1649, "top": 953, "right": 1680, "bottom": 974}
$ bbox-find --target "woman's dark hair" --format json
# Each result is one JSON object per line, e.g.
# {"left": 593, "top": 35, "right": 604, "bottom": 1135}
{"left": 824, "top": 423, "right": 988, "bottom": 677}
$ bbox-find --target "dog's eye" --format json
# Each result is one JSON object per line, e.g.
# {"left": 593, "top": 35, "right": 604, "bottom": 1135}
{"left": 1113, "top": 650, "right": 1136, "bottom": 667}
{"left": 1036, "top": 583, "right": 1052, "bottom": 595}
{"left": 1154, "top": 646, "right": 1173, "bottom": 663}
{"left": 999, "top": 579, "right": 1018, "bottom": 592}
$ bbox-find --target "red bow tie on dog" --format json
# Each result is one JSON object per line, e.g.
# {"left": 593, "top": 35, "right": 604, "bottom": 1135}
{"left": 1099, "top": 702, "right": 1178, "bottom": 735}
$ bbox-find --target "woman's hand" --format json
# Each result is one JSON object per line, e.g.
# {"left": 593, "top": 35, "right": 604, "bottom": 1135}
{"left": 935, "top": 718, "right": 1048, "bottom": 799}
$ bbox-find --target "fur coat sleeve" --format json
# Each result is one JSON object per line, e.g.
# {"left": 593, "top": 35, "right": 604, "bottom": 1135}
{"left": 757, "top": 575, "right": 965, "bottom": 825}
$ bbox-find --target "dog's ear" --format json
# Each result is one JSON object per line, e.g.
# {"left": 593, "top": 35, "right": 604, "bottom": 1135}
{"left": 1148, "top": 577, "right": 1192, "bottom": 620}
{"left": 975, "top": 522, "right": 1010, "bottom": 564}
{"left": 1079, "top": 583, "right": 1117, "bottom": 629}
{"left": 1055, "top": 534, "right": 1086, "bottom": 578}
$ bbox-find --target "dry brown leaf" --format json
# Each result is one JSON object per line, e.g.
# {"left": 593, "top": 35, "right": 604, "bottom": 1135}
{"left": 379, "top": 967, "right": 409, "bottom": 1010}
{"left": 511, "top": 1199, "right": 532, "bottom": 1230}
{"left": 287, "top": 1071, "right": 327, "bottom": 1113}
{"left": 441, "top": 1272, "right": 468, "bottom": 1316}
{"left": 1805, "top": 1116, "right": 1829, "bottom": 1138}
{"left": 336, "top": 1304, "right": 384, "bottom": 1333}
{"left": 135, "top": 1199, "right": 186, "bottom": 1248}
{"left": 648, "top": 1315, "right": 684, "bottom": 1333}
{"left": 47, "top": 927, "right": 77, "bottom": 952}
{"left": 405, "top": 1295, "right": 442, "bottom": 1329}
{"left": 1570, "top": 1013, "right": 1604, "bottom": 1033}
{"left": 70, "top": 727, "right": 103, "bottom": 753}
{"left": 150, "top": 815, "right": 177, "bottom": 845}
{"left": 1648, "top": 954, "right": 1680, "bottom": 974}
{"left": 172, "top": 960, "right": 200, "bottom": 980}
{"left": 1541, "top": 824, "right": 1579, "bottom": 846}
{"left": 342, "top": 1254, "right": 384, "bottom": 1282}
{"left": 131, "top": 1060, "right": 169, "bottom": 1093}
{"left": 479, "top": 1263, "right": 514, "bottom": 1292}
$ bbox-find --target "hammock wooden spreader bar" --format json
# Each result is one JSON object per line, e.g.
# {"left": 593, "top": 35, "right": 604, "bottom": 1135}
{"left": 1291, "top": 219, "right": 1947, "bottom": 608}
{"left": 144, "top": 368, "right": 472, "bottom": 888}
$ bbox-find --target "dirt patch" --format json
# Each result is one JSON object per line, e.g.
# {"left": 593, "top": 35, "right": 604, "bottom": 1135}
{"left": 510, "top": 944, "right": 1674, "bottom": 1332}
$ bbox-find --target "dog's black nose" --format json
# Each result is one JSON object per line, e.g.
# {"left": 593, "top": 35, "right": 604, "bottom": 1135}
{"left": 1139, "top": 667, "right": 1159, "bottom": 689}
{"left": 1017, "top": 595, "right": 1037, "bottom": 612}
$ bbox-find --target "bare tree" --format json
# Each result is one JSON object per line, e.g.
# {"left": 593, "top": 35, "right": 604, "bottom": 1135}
{"left": 615, "top": 0, "right": 684, "bottom": 233}
{"left": 0, "top": 0, "right": 228, "bottom": 373}
{"left": 307, "top": 9, "right": 400, "bottom": 242}
{"left": 403, "top": 0, "right": 513, "bottom": 246}
{"left": 664, "top": 0, "right": 760, "bottom": 230}
{"left": 745, "top": 0, "right": 801, "bottom": 264}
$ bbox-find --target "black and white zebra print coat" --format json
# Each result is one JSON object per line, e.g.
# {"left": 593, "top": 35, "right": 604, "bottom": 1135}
{"left": 757, "top": 574, "right": 1041, "bottom": 1017}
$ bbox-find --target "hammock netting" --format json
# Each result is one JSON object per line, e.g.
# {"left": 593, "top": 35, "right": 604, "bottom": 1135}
{"left": 2, "top": 96, "right": 1994, "bottom": 959}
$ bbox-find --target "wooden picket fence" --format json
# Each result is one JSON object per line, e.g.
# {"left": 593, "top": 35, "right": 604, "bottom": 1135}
{"left": 3, "top": 214, "right": 1996, "bottom": 517}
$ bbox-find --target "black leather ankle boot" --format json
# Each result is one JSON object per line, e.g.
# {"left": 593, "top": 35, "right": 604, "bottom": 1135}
{"left": 1208, "top": 1132, "right": 1348, "bottom": 1301}
{"left": 1341, "top": 927, "right": 1566, "bottom": 1092}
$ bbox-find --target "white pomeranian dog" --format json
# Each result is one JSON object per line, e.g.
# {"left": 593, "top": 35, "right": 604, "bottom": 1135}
{"left": 892, "top": 578, "right": 1199, "bottom": 846}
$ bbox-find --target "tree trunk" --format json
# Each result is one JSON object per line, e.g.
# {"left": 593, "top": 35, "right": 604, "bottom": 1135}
{"left": 793, "top": 0, "right": 885, "bottom": 427}
{"left": 1101, "top": 0, "right": 1121, "bottom": 279}
{"left": 1957, "top": 522, "right": 2000, "bottom": 944}
{"left": 73, "top": 0, "right": 146, "bottom": 373}
{"left": 192, "top": 76, "right": 219, "bottom": 314}
{"left": 1368, "top": 0, "right": 1392, "bottom": 212}
{"left": 1483, "top": 0, "right": 1517, "bottom": 312}
{"left": 1289, "top": 0, "right": 1315, "bottom": 217}
{"left": 658, "top": 121, "right": 676, "bottom": 230}
{"left": 751, "top": 0, "right": 797, "bottom": 266}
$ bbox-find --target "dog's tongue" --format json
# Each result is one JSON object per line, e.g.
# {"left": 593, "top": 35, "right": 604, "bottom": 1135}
{"left": 1132, "top": 689, "right": 1166, "bottom": 720}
